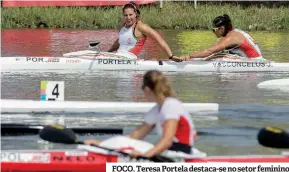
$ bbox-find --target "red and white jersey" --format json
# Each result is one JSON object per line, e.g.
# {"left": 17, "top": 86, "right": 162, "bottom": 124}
{"left": 118, "top": 23, "right": 146, "bottom": 56}
{"left": 144, "top": 97, "right": 197, "bottom": 146}
{"left": 230, "top": 29, "right": 262, "bottom": 58}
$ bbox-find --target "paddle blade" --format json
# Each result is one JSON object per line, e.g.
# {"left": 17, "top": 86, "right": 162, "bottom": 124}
{"left": 39, "top": 125, "right": 77, "bottom": 144}
{"left": 258, "top": 127, "right": 289, "bottom": 149}
{"left": 89, "top": 41, "right": 100, "bottom": 48}
{"left": 149, "top": 156, "right": 175, "bottom": 162}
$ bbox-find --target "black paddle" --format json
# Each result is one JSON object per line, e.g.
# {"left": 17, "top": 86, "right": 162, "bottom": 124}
{"left": 257, "top": 126, "right": 289, "bottom": 149}
{"left": 39, "top": 125, "right": 175, "bottom": 162}
{"left": 89, "top": 41, "right": 101, "bottom": 48}
{"left": 1, "top": 123, "right": 123, "bottom": 136}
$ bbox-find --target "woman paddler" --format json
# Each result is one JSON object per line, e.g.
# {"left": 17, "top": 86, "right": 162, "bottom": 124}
{"left": 84, "top": 70, "right": 198, "bottom": 158}
{"left": 107, "top": 2, "right": 178, "bottom": 60}
{"left": 172, "top": 14, "right": 264, "bottom": 62}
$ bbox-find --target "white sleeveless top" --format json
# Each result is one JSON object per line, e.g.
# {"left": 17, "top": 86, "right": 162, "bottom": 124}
{"left": 118, "top": 23, "right": 146, "bottom": 56}
{"left": 144, "top": 97, "right": 197, "bottom": 146}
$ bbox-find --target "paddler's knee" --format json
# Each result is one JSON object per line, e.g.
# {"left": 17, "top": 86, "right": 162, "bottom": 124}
{"left": 84, "top": 139, "right": 101, "bottom": 145}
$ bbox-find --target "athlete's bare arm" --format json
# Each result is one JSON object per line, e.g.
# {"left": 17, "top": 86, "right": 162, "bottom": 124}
{"left": 201, "top": 32, "right": 243, "bottom": 60}
{"left": 84, "top": 139, "right": 102, "bottom": 145}
{"left": 144, "top": 119, "right": 178, "bottom": 158}
{"left": 138, "top": 23, "right": 174, "bottom": 58}
{"left": 128, "top": 122, "right": 154, "bottom": 140}
{"left": 83, "top": 122, "right": 153, "bottom": 145}
{"left": 174, "top": 32, "right": 241, "bottom": 61}
{"left": 190, "top": 36, "right": 234, "bottom": 60}
{"left": 107, "top": 39, "right": 120, "bottom": 52}
{"left": 107, "top": 21, "right": 125, "bottom": 52}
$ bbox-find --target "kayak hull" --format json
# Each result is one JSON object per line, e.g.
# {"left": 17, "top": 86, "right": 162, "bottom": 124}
{"left": 0, "top": 99, "right": 219, "bottom": 113}
{"left": 1, "top": 56, "right": 289, "bottom": 73}
{"left": 2, "top": 150, "right": 289, "bottom": 172}
{"left": 1, "top": 150, "right": 114, "bottom": 172}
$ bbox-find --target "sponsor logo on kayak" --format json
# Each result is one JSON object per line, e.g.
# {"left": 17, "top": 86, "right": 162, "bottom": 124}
{"left": 26, "top": 57, "right": 59, "bottom": 63}
{"left": 1, "top": 152, "right": 50, "bottom": 163}
{"left": 212, "top": 61, "right": 272, "bottom": 68}
{"left": 66, "top": 59, "right": 81, "bottom": 63}
{"left": 52, "top": 155, "right": 96, "bottom": 162}
{"left": 97, "top": 59, "right": 137, "bottom": 65}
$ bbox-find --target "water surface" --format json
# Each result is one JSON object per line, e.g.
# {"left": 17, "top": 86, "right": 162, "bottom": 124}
{"left": 1, "top": 29, "right": 289, "bottom": 156}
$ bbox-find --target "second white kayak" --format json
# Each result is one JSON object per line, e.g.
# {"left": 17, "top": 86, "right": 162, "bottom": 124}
{"left": 1, "top": 99, "right": 219, "bottom": 113}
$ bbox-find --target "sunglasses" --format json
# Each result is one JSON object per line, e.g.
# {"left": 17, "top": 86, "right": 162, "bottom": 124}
{"left": 212, "top": 27, "right": 220, "bottom": 33}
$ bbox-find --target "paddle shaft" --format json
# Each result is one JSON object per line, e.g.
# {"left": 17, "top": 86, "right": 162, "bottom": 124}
{"left": 74, "top": 140, "right": 160, "bottom": 161}
{"left": 1, "top": 123, "right": 123, "bottom": 135}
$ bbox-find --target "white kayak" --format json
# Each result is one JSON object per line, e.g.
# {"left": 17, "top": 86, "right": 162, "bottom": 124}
{"left": 2, "top": 135, "right": 289, "bottom": 172}
{"left": 257, "top": 78, "right": 289, "bottom": 92}
{"left": 1, "top": 52, "right": 288, "bottom": 73}
{"left": 0, "top": 99, "right": 219, "bottom": 113}
{"left": 2, "top": 148, "right": 289, "bottom": 172}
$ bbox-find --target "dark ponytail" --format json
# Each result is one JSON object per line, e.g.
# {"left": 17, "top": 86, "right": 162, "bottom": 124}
{"left": 212, "top": 14, "right": 233, "bottom": 36}
{"left": 223, "top": 14, "right": 231, "bottom": 24}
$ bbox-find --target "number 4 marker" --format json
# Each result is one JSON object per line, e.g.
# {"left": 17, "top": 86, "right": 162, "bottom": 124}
{"left": 40, "top": 81, "right": 64, "bottom": 101}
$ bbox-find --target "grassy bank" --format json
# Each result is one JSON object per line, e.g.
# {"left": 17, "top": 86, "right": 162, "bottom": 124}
{"left": 2, "top": 2, "right": 289, "bottom": 31}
